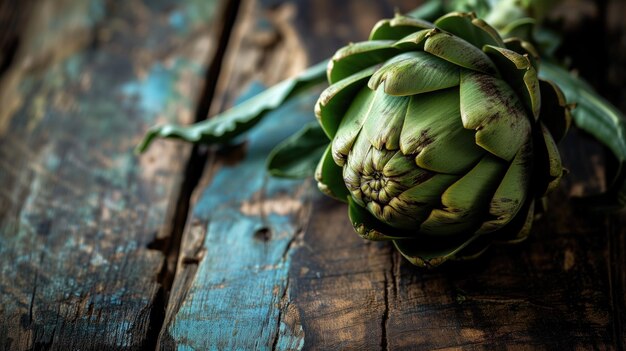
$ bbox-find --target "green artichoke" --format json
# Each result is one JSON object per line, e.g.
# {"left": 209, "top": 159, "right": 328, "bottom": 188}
{"left": 314, "top": 12, "right": 571, "bottom": 267}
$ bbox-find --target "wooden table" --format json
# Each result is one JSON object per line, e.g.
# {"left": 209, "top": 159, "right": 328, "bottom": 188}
{"left": 1, "top": 0, "right": 624, "bottom": 349}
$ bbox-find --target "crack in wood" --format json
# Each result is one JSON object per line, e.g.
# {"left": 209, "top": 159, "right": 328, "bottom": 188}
{"left": 271, "top": 277, "right": 291, "bottom": 351}
{"left": 27, "top": 266, "right": 38, "bottom": 327}
{"left": 144, "top": 0, "right": 244, "bottom": 349}
{"left": 381, "top": 268, "right": 389, "bottom": 351}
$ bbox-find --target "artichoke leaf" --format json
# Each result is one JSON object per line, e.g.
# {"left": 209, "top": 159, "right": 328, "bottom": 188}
{"left": 362, "top": 86, "right": 409, "bottom": 151}
{"left": 391, "top": 173, "right": 460, "bottom": 222}
{"left": 393, "top": 232, "right": 484, "bottom": 268}
{"left": 444, "top": 198, "right": 534, "bottom": 260}
{"left": 370, "top": 14, "right": 434, "bottom": 40}
{"left": 368, "top": 52, "right": 460, "bottom": 96}
{"left": 484, "top": 45, "right": 541, "bottom": 120}
{"left": 393, "top": 29, "right": 431, "bottom": 51}
{"left": 315, "top": 145, "right": 351, "bottom": 202}
{"left": 434, "top": 12, "right": 504, "bottom": 48}
{"left": 316, "top": 65, "right": 379, "bottom": 139}
{"left": 419, "top": 154, "right": 507, "bottom": 236}
{"left": 496, "top": 198, "right": 535, "bottom": 244}
{"left": 331, "top": 87, "right": 376, "bottom": 166}
{"left": 328, "top": 40, "right": 398, "bottom": 84}
{"left": 476, "top": 141, "right": 532, "bottom": 234}
{"left": 401, "top": 88, "right": 484, "bottom": 174}
{"left": 534, "top": 122, "right": 563, "bottom": 196}
{"left": 348, "top": 197, "right": 414, "bottom": 241}
{"left": 343, "top": 134, "right": 371, "bottom": 206}
{"left": 460, "top": 71, "right": 532, "bottom": 161}
{"left": 503, "top": 38, "right": 540, "bottom": 70}
{"left": 395, "top": 197, "right": 534, "bottom": 268}
{"left": 136, "top": 60, "right": 328, "bottom": 153}
{"left": 382, "top": 150, "right": 420, "bottom": 177}
{"left": 424, "top": 31, "right": 498, "bottom": 74}
{"left": 267, "top": 122, "right": 329, "bottom": 179}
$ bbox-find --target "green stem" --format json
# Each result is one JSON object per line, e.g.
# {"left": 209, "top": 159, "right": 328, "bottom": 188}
{"left": 136, "top": 60, "right": 328, "bottom": 153}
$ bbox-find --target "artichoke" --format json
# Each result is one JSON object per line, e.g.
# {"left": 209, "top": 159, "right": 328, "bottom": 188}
{"left": 314, "top": 12, "right": 571, "bottom": 267}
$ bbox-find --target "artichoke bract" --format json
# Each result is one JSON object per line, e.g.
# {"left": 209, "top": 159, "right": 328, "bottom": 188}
{"left": 314, "top": 12, "right": 571, "bottom": 267}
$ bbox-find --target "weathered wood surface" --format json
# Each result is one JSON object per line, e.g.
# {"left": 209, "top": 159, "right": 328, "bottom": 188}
{"left": 162, "top": 0, "right": 626, "bottom": 350}
{"left": 1, "top": 0, "right": 625, "bottom": 350}
{"left": 0, "top": 0, "right": 227, "bottom": 349}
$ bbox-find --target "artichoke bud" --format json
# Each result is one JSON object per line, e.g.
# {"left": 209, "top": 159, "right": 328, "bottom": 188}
{"left": 314, "top": 12, "right": 571, "bottom": 267}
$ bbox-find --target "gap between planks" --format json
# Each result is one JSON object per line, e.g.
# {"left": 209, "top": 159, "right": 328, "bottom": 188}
{"left": 145, "top": 0, "right": 243, "bottom": 348}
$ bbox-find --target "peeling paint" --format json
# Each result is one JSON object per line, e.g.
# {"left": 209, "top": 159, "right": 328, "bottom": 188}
{"left": 167, "top": 83, "right": 315, "bottom": 350}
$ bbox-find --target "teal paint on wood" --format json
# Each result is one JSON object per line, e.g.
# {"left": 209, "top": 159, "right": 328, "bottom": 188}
{"left": 0, "top": 0, "right": 221, "bottom": 349}
{"left": 165, "top": 83, "right": 317, "bottom": 350}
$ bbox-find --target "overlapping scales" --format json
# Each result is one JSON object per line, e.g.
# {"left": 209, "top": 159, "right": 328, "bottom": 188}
{"left": 401, "top": 89, "right": 483, "bottom": 174}
{"left": 459, "top": 71, "right": 531, "bottom": 161}
{"left": 313, "top": 12, "right": 571, "bottom": 267}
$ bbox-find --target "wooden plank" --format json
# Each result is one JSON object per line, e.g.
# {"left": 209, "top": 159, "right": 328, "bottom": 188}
{"left": 0, "top": 0, "right": 226, "bottom": 349}
{"left": 160, "top": 0, "right": 417, "bottom": 349}
{"left": 159, "top": 2, "right": 316, "bottom": 349}
{"left": 163, "top": 0, "right": 626, "bottom": 349}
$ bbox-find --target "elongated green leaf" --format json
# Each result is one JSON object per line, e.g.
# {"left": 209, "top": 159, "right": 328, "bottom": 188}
{"left": 267, "top": 122, "right": 329, "bottom": 179}
{"left": 135, "top": 60, "right": 329, "bottom": 153}
{"left": 540, "top": 61, "right": 626, "bottom": 209}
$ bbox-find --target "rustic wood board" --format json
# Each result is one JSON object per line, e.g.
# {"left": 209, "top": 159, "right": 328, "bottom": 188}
{"left": 0, "top": 0, "right": 225, "bottom": 349}
{"left": 0, "top": 0, "right": 624, "bottom": 349}
{"left": 160, "top": 0, "right": 417, "bottom": 349}
{"left": 162, "top": 0, "right": 626, "bottom": 350}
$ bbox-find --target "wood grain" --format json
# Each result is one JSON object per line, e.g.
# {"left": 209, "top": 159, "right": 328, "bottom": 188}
{"left": 159, "top": 0, "right": 416, "bottom": 349}
{"left": 164, "top": 1, "right": 626, "bottom": 350}
{"left": 1, "top": 0, "right": 624, "bottom": 349}
{"left": 159, "top": 2, "right": 319, "bottom": 348}
{"left": 0, "top": 0, "right": 225, "bottom": 349}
